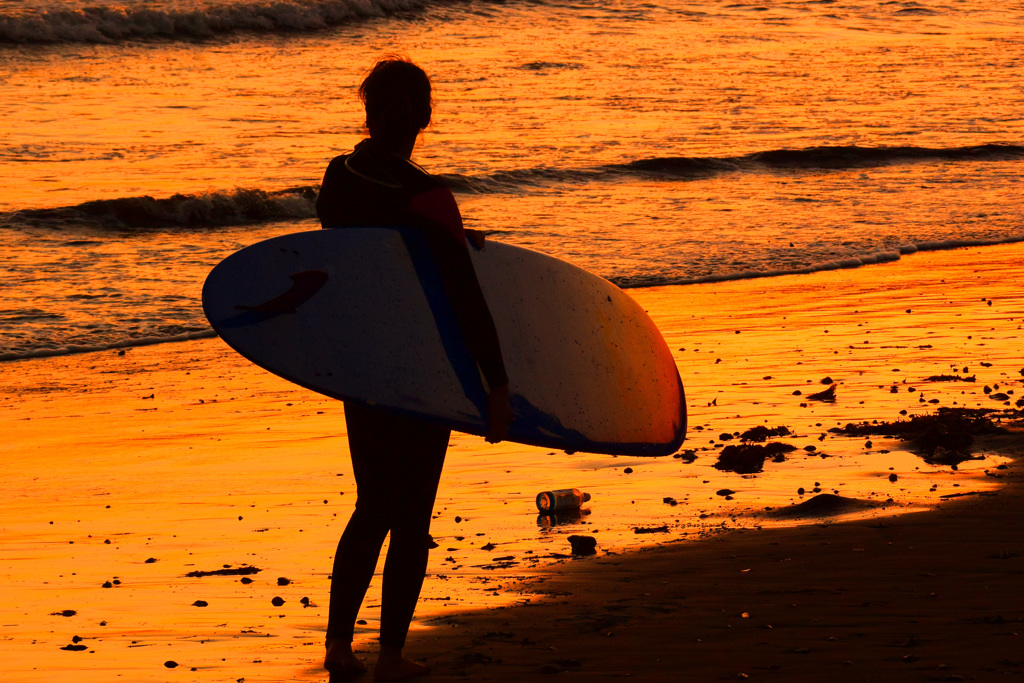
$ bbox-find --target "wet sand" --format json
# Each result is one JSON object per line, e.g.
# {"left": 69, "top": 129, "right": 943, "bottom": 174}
{"left": 2, "top": 243, "right": 1022, "bottom": 682}
{"left": 416, "top": 431, "right": 1024, "bottom": 681}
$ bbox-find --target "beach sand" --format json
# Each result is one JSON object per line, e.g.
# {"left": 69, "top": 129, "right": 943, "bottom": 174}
{"left": 2, "top": 243, "right": 1022, "bottom": 682}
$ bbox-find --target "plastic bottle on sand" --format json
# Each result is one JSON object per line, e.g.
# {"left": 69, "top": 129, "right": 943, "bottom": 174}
{"left": 535, "top": 488, "right": 591, "bottom": 513}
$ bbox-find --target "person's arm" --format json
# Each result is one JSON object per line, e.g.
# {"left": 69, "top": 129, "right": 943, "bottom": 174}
{"left": 409, "top": 188, "right": 512, "bottom": 441}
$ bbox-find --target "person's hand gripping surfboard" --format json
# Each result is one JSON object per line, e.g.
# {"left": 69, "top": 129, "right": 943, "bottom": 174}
{"left": 486, "top": 382, "right": 514, "bottom": 443}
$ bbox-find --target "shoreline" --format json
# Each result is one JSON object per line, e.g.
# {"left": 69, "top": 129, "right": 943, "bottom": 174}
{"left": 5, "top": 234, "right": 1024, "bottom": 365}
{"left": 2, "top": 242, "right": 1022, "bottom": 682}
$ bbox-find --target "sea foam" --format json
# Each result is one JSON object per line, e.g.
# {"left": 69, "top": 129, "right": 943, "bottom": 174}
{"left": 0, "top": 0, "right": 426, "bottom": 44}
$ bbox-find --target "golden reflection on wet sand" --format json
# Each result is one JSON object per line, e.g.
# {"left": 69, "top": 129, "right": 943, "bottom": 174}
{"left": 1, "top": 243, "right": 1021, "bottom": 681}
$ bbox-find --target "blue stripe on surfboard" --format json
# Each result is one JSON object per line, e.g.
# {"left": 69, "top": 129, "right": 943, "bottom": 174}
{"left": 400, "top": 229, "right": 490, "bottom": 418}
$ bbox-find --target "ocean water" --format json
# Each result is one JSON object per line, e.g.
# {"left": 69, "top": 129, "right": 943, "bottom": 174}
{"left": 1, "top": 0, "right": 1023, "bottom": 360}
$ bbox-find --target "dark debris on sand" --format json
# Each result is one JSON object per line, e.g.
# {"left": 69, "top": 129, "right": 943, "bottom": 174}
{"left": 185, "top": 565, "right": 261, "bottom": 578}
{"left": 828, "top": 407, "right": 1007, "bottom": 463}
{"left": 740, "top": 425, "right": 791, "bottom": 442}
{"left": 807, "top": 384, "right": 837, "bottom": 402}
{"left": 568, "top": 535, "right": 597, "bottom": 556}
{"left": 714, "top": 443, "right": 797, "bottom": 474}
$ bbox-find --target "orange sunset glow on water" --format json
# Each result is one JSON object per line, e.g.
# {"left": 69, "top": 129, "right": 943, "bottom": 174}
{"left": 2, "top": 0, "right": 1024, "bottom": 681}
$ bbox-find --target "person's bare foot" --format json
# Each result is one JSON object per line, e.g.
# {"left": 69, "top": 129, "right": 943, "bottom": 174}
{"left": 325, "top": 639, "right": 367, "bottom": 680}
{"left": 374, "top": 645, "right": 429, "bottom": 682}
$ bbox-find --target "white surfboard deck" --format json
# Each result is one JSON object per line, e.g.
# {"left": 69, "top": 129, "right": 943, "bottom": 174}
{"left": 202, "top": 228, "right": 686, "bottom": 456}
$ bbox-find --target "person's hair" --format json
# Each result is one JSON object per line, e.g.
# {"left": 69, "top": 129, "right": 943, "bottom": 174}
{"left": 358, "top": 57, "right": 432, "bottom": 147}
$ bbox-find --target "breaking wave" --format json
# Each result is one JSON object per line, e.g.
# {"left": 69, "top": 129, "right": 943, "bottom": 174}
{"left": 0, "top": 0, "right": 427, "bottom": 44}
{"left": 3, "top": 143, "right": 1022, "bottom": 230}
{"left": 6, "top": 186, "right": 319, "bottom": 229}
{"left": 444, "top": 143, "right": 1024, "bottom": 193}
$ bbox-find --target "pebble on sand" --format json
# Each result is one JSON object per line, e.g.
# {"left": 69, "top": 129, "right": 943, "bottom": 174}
{"left": 271, "top": 596, "right": 285, "bottom": 607}
{"left": 807, "top": 384, "right": 837, "bottom": 402}
{"left": 567, "top": 535, "right": 597, "bottom": 555}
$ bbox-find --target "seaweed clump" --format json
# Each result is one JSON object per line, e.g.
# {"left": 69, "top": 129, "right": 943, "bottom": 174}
{"left": 740, "top": 425, "right": 791, "bottom": 442}
{"left": 828, "top": 407, "right": 1004, "bottom": 464}
{"left": 714, "top": 442, "right": 796, "bottom": 474}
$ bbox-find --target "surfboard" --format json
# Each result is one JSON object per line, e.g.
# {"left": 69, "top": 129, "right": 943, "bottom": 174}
{"left": 202, "top": 228, "right": 686, "bottom": 456}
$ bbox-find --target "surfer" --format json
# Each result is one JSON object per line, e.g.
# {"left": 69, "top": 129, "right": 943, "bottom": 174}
{"left": 316, "top": 57, "right": 513, "bottom": 681}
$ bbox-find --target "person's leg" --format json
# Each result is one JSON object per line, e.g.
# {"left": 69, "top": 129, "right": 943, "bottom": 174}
{"left": 375, "top": 415, "right": 450, "bottom": 681}
{"left": 325, "top": 403, "right": 394, "bottom": 675}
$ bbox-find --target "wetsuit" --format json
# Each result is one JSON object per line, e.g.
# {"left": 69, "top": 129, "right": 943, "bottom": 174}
{"left": 317, "top": 139, "right": 507, "bottom": 649}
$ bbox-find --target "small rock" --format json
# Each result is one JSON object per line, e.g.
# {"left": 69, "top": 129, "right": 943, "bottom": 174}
{"left": 192, "top": 600, "right": 208, "bottom": 607}
{"left": 807, "top": 384, "right": 837, "bottom": 402}
{"left": 716, "top": 489, "right": 735, "bottom": 497}
{"left": 567, "top": 535, "right": 597, "bottom": 556}
{"left": 888, "top": 473, "right": 898, "bottom": 483}
{"left": 271, "top": 596, "right": 285, "bottom": 607}
{"left": 277, "top": 577, "right": 290, "bottom": 586}
{"left": 164, "top": 661, "right": 178, "bottom": 669}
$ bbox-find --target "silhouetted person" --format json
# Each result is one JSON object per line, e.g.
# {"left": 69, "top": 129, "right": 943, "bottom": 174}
{"left": 316, "top": 57, "right": 512, "bottom": 682}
